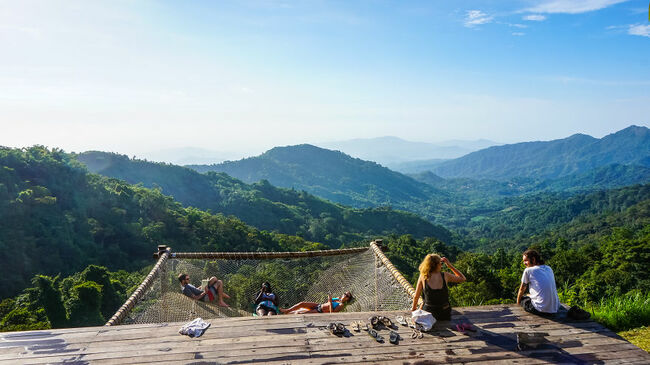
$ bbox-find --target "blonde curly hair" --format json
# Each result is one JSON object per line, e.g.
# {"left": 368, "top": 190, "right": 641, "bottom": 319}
{"left": 418, "top": 254, "right": 442, "bottom": 281}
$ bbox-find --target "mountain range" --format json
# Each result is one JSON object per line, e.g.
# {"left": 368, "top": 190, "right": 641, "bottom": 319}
{"left": 431, "top": 125, "right": 650, "bottom": 180}
{"left": 186, "top": 126, "right": 649, "bottom": 223}
{"left": 316, "top": 136, "right": 498, "bottom": 165}
{"left": 77, "top": 151, "right": 451, "bottom": 245}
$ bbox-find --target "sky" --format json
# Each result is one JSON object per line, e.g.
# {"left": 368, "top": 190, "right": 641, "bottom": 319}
{"left": 1, "top": 0, "right": 649, "bottom": 159}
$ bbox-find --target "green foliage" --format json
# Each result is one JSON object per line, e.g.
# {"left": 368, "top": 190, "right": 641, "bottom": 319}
{"left": 31, "top": 275, "right": 67, "bottom": 328}
{"left": 591, "top": 292, "right": 650, "bottom": 332}
{"left": 77, "top": 150, "right": 450, "bottom": 248}
{"left": 66, "top": 281, "right": 104, "bottom": 327}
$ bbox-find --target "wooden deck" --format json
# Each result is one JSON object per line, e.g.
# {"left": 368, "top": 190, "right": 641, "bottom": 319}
{"left": 0, "top": 304, "right": 648, "bottom": 364}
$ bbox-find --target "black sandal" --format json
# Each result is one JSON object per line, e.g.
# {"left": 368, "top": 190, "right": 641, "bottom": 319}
{"left": 382, "top": 316, "right": 393, "bottom": 328}
{"left": 369, "top": 316, "right": 379, "bottom": 329}
{"left": 336, "top": 323, "right": 346, "bottom": 336}
{"left": 389, "top": 330, "right": 399, "bottom": 344}
{"left": 328, "top": 322, "right": 337, "bottom": 335}
{"left": 368, "top": 328, "right": 383, "bottom": 343}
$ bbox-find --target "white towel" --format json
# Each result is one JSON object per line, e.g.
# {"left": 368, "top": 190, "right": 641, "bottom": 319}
{"left": 179, "top": 317, "right": 211, "bottom": 338}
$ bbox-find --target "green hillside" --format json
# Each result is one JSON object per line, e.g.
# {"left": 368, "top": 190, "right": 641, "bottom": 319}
{"left": 187, "top": 144, "right": 445, "bottom": 208}
{"left": 77, "top": 151, "right": 451, "bottom": 246}
{"left": 431, "top": 125, "right": 650, "bottom": 180}
{"left": 2, "top": 146, "right": 362, "bottom": 298}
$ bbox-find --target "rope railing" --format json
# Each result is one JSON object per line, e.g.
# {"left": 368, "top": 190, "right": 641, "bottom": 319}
{"left": 105, "top": 247, "right": 171, "bottom": 326}
{"left": 369, "top": 240, "right": 420, "bottom": 307}
{"left": 106, "top": 242, "right": 413, "bottom": 325}
{"left": 170, "top": 246, "right": 369, "bottom": 260}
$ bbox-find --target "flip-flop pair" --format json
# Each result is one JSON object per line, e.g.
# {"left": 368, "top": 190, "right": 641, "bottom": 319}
{"left": 455, "top": 322, "right": 476, "bottom": 333}
{"left": 369, "top": 315, "right": 393, "bottom": 329}
{"left": 350, "top": 320, "right": 366, "bottom": 332}
{"left": 367, "top": 328, "right": 384, "bottom": 343}
{"left": 395, "top": 315, "right": 408, "bottom": 326}
{"left": 328, "top": 322, "right": 346, "bottom": 336}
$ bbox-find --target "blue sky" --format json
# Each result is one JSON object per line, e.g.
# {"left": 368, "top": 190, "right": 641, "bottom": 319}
{"left": 1, "top": 0, "right": 649, "bottom": 158}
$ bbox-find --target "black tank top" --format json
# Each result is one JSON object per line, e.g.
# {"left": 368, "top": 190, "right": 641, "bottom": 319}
{"left": 422, "top": 272, "right": 451, "bottom": 320}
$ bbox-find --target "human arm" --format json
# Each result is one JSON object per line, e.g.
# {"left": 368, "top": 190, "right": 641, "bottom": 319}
{"left": 516, "top": 282, "right": 527, "bottom": 304}
{"left": 183, "top": 284, "right": 207, "bottom": 300}
{"left": 517, "top": 269, "right": 529, "bottom": 305}
{"left": 254, "top": 290, "right": 264, "bottom": 304}
{"left": 411, "top": 276, "right": 423, "bottom": 311}
{"left": 328, "top": 295, "right": 333, "bottom": 313}
{"left": 442, "top": 257, "right": 466, "bottom": 283}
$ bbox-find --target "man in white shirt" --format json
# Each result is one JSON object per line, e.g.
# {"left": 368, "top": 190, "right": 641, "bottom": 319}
{"left": 516, "top": 249, "right": 560, "bottom": 315}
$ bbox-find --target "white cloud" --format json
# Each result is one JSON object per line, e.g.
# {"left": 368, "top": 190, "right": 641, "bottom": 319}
{"left": 525, "top": 0, "right": 629, "bottom": 14}
{"left": 464, "top": 10, "right": 493, "bottom": 27}
{"left": 512, "top": 32, "right": 525, "bottom": 36}
{"left": 523, "top": 14, "right": 546, "bottom": 21}
{"left": 628, "top": 24, "right": 650, "bottom": 38}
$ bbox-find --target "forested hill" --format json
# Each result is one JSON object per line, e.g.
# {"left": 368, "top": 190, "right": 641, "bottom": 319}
{"left": 187, "top": 144, "right": 444, "bottom": 208}
{"left": 0, "top": 146, "right": 453, "bottom": 298}
{"left": 77, "top": 151, "right": 451, "bottom": 245}
{"left": 432, "top": 125, "right": 650, "bottom": 180}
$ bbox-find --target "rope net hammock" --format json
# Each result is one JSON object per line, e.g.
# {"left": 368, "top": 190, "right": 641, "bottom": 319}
{"left": 106, "top": 241, "right": 416, "bottom": 326}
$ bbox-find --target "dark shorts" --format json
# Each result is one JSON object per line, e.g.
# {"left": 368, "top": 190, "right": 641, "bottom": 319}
{"left": 423, "top": 303, "right": 451, "bottom": 321}
{"left": 201, "top": 286, "right": 217, "bottom": 302}
{"left": 520, "top": 297, "right": 554, "bottom": 317}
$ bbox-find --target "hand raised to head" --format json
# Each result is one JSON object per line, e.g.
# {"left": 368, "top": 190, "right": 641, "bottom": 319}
{"left": 441, "top": 257, "right": 450, "bottom": 265}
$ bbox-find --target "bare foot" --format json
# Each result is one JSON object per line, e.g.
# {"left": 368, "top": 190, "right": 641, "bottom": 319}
{"left": 222, "top": 293, "right": 231, "bottom": 299}
{"left": 280, "top": 308, "right": 289, "bottom": 314}
{"left": 219, "top": 301, "right": 230, "bottom": 307}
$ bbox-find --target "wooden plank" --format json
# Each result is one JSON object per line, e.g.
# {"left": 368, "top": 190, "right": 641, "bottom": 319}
{"left": 1, "top": 305, "right": 648, "bottom": 365}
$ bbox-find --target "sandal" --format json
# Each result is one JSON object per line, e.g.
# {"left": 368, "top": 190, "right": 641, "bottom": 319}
{"left": 336, "top": 323, "right": 346, "bottom": 336}
{"left": 462, "top": 323, "right": 476, "bottom": 332}
{"left": 351, "top": 321, "right": 360, "bottom": 332}
{"left": 389, "top": 330, "right": 399, "bottom": 344}
{"left": 328, "top": 322, "right": 338, "bottom": 335}
{"left": 358, "top": 320, "right": 368, "bottom": 331}
{"left": 368, "top": 328, "right": 384, "bottom": 343}
{"left": 381, "top": 316, "right": 393, "bottom": 328}
{"left": 369, "top": 316, "right": 379, "bottom": 329}
{"left": 406, "top": 317, "right": 416, "bottom": 329}
{"left": 396, "top": 315, "right": 407, "bottom": 326}
{"left": 410, "top": 327, "right": 423, "bottom": 339}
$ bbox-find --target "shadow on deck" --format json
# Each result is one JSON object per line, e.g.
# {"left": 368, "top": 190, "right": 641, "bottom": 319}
{"left": 0, "top": 304, "right": 648, "bottom": 364}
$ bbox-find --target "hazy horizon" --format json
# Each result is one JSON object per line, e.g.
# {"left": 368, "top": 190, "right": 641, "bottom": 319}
{"left": 2, "top": 1, "right": 649, "bottom": 159}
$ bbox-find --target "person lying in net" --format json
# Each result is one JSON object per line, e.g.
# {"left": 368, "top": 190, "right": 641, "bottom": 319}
{"left": 411, "top": 254, "right": 466, "bottom": 320}
{"left": 254, "top": 282, "right": 279, "bottom": 316}
{"left": 280, "top": 292, "right": 353, "bottom": 314}
{"left": 178, "top": 273, "right": 230, "bottom": 307}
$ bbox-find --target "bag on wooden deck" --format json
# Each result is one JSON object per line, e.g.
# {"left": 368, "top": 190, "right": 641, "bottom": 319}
{"left": 411, "top": 309, "right": 436, "bottom": 331}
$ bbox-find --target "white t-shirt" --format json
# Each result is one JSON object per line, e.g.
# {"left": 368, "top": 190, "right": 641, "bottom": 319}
{"left": 521, "top": 265, "right": 560, "bottom": 313}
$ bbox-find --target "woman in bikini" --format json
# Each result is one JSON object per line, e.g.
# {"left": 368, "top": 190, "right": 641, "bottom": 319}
{"left": 280, "top": 292, "right": 353, "bottom": 314}
{"left": 411, "top": 254, "right": 466, "bottom": 320}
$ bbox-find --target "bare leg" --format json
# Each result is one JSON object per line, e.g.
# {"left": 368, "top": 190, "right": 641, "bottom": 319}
{"left": 280, "top": 302, "right": 319, "bottom": 314}
{"left": 257, "top": 308, "right": 267, "bottom": 316}
{"left": 215, "top": 280, "right": 229, "bottom": 307}
{"left": 268, "top": 310, "right": 276, "bottom": 316}
{"left": 208, "top": 277, "right": 230, "bottom": 300}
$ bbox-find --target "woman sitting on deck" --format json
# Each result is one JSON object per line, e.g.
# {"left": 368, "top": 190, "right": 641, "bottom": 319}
{"left": 411, "top": 254, "right": 466, "bottom": 320}
{"left": 280, "top": 292, "right": 353, "bottom": 314}
{"left": 254, "top": 282, "right": 279, "bottom": 316}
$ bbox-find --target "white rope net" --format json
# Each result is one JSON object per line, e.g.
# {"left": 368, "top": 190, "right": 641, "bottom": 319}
{"left": 122, "top": 248, "right": 412, "bottom": 325}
